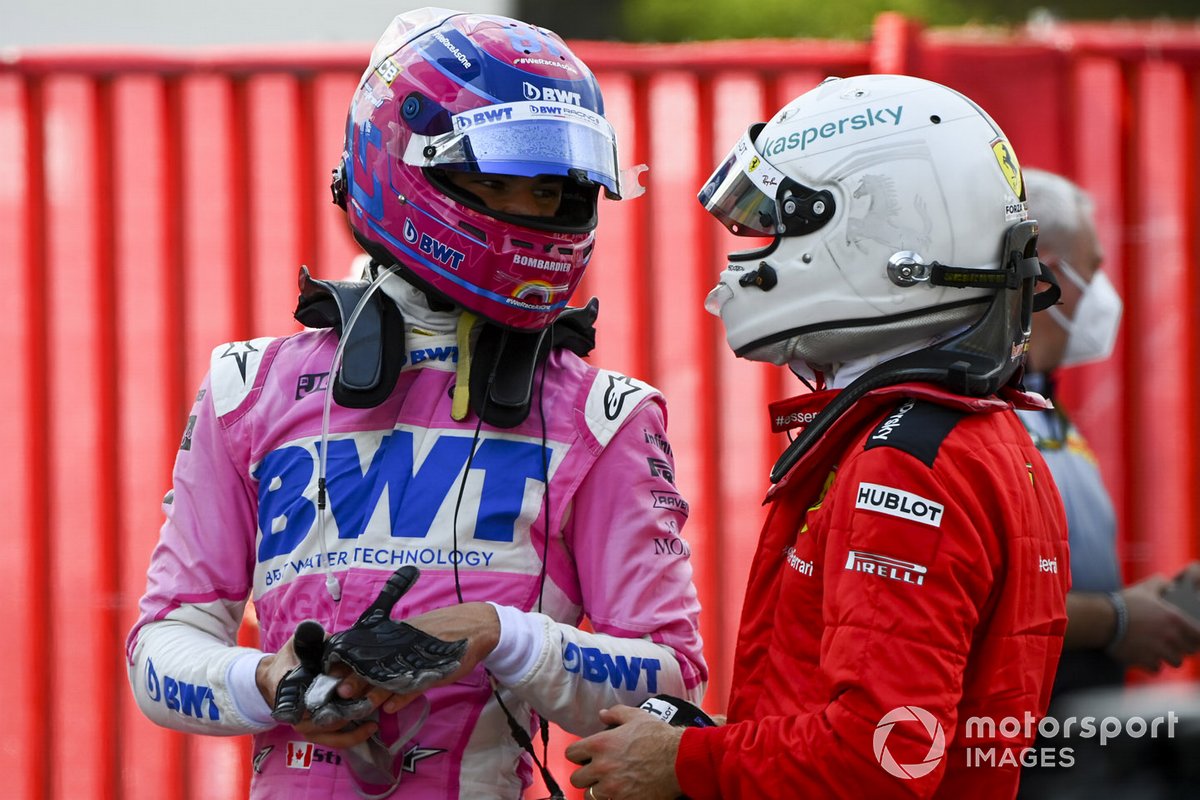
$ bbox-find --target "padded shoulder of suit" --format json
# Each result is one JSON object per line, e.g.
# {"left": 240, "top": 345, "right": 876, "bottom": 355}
{"left": 862, "top": 398, "right": 967, "bottom": 468}
{"left": 582, "top": 368, "right": 662, "bottom": 447}
{"left": 208, "top": 336, "right": 279, "bottom": 417}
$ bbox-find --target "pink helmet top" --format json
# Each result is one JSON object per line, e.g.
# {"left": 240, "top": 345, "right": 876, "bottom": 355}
{"left": 334, "top": 8, "right": 625, "bottom": 330}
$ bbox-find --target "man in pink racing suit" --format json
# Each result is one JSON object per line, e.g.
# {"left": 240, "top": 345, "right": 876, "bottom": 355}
{"left": 126, "top": 9, "right": 706, "bottom": 799}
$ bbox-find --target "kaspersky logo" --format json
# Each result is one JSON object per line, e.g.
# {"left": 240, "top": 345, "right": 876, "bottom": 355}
{"left": 874, "top": 706, "right": 946, "bottom": 779}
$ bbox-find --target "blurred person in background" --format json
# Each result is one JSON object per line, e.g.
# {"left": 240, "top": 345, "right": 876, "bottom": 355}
{"left": 565, "top": 74, "right": 1069, "bottom": 799}
{"left": 1016, "top": 168, "right": 1200, "bottom": 798}
{"left": 125, "top": 8, "right": 705, "bottom": 799}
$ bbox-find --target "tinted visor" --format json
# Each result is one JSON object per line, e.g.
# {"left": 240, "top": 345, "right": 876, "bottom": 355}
{"left": 698, "top": 124, "right": 790, "bottom": 236}
{"left": 404, "top": 101, "right": 622, "bottom": 198}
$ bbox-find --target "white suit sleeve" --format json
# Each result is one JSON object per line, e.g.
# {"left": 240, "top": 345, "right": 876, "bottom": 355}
{"left": 484, "top": 378, "right": 707, "bottom": 735}
{"left": 126, "top": 342, "right": 280, "bottom": 736}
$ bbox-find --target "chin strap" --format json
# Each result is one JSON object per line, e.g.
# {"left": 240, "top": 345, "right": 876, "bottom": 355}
{"left": 771, "top": 221, "right": 1057, "bottom": 484}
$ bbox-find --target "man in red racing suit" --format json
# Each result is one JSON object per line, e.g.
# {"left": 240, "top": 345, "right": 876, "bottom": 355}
{"left": 565, "top": 73, "right": 1069, "bottom": 800}
{"left": 675, "top": 383, "right": 1069, "bottom": 798}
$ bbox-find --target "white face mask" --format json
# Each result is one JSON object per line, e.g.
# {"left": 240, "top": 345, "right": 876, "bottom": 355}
{"left": 1047, "top": 260, "right": 1123, "bottom": 367}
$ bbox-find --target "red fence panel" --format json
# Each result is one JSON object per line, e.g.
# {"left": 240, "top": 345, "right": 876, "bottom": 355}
{"left": 2, "top": 15, "right": 1199, "bottom": 798}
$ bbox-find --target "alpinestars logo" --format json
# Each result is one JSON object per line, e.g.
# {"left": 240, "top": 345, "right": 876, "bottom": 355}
{"left": 874, "top": 706, "right": 946, "bottom": 779}
{"left": 603, "top": 375, "right": 641, "bottom": 420}
{"left": 252, "top": 746, "right": 273, "bottom": 774}
{"left": 402, "top": 746, "right": 445, "bottom": 773}
{"left": 220, "top": 341, "right": 260, "bottom": 383}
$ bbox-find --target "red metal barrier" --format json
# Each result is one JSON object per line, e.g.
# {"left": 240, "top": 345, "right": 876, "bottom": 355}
{"left": 2, "top": 14, "right": 1198, "bottom": 799}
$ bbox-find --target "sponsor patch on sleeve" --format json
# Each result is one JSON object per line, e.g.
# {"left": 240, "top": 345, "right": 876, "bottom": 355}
{"left": 210, "top": 336, "right": 276, "bottom": 417}
{"left": 855, "top": 481, "right": 945, "bottom": 528}
{"left": 863, "top": 399, "right": 965, "bottom": 467}
{"left": 583, "top": 369, "right": 657, "bottom": 446}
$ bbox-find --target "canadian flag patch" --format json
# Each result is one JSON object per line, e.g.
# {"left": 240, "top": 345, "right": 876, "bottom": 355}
{"left": 286, "top": 741, "right": 314, "bottom": 769}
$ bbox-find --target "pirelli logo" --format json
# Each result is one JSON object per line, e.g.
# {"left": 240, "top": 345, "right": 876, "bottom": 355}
{"left": 845, "top": 550, "right": 927, "bottom": 587}
{"left": 855, "top": 482, "right": 945, "bottom": 527}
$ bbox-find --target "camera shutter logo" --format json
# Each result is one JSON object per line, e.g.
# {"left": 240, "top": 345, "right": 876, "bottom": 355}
{"left": 874, "top": 706, "right": 946, "bottom": 779}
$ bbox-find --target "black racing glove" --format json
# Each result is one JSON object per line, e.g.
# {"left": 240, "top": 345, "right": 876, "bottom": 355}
{"left": 323, "top": 565, "right": 468, "bottom": 694}
{"left": 270, "top": 619, "right": 327, "bottom": 724}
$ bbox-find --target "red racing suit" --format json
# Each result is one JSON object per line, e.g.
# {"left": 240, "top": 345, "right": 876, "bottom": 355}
{"left": 676, "top": 382, "right": 1069, "bottom": 799}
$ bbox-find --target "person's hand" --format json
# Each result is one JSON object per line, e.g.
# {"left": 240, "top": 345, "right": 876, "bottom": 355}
{"left": 1174, "top": 561, "right": 1200, "bottom": 590}
{"left": 565, "top": 705, "right": 685, "bottom": 800}
{"left": 1110, "top": 574, "right": 1200, "bottom": 671}
{"left": 256, "top": 630, "right": 384, "bottom": 749}
{"left": 334, "top": 601, "right": 501, "bottom": 715}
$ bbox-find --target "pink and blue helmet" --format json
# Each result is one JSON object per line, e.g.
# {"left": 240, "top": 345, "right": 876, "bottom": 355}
{"left": 335, "top": 8, "right": 625, "bottom": 330}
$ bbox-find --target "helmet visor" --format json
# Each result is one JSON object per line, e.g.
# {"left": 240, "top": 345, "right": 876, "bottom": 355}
{"left": 404, "top": 101, "right": 622, "bottom": 197}
{"left": 698, "top": 125, "right": 788, "bottom": 236}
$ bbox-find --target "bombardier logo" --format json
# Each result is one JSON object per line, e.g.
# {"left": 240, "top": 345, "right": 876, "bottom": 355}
{"left": 855, "top": 482, "right": 944, "bottom": 527}
{"left": 514, "top": 253, "right": 572, "bottom": 273}
{"left": 845, "top": 550, "right": 927, "bottom": 587}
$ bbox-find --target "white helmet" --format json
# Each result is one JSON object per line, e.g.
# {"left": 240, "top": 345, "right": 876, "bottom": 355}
{"left": 699, "top": 74, "right": 1031, "bottom": 371}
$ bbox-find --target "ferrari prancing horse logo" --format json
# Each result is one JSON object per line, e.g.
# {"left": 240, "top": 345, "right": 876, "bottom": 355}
{"left": 991, "top": 139, "right": 1025, "bottom": 200}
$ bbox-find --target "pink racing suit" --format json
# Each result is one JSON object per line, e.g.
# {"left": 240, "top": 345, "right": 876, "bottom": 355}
{"left": 126, "top": 297, "right": 707, "bottom": 799}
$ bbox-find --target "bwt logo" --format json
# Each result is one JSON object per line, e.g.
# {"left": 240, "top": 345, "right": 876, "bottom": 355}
{"left": 254, "top": 430, "right": 549, "bottom": 562}
{"left": 144, "top": 659, "right": 220, "bottom": 722}
{"left": 522, "top": 81, "right": 582, "bottom": 105}
{"left": 403, "top": 218, "right": 466, "bottom": 270}
{"left": 454, "top": 106, "right": 514, "bottom": 130}
{"left": 410, "top": 345, "right": 458, "bottom": 365}
{"left": 874, "top": 706, "right": 946, "bottom": 780}
{"left": 561, "top": 642, "right": 662, "bottom": 692}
